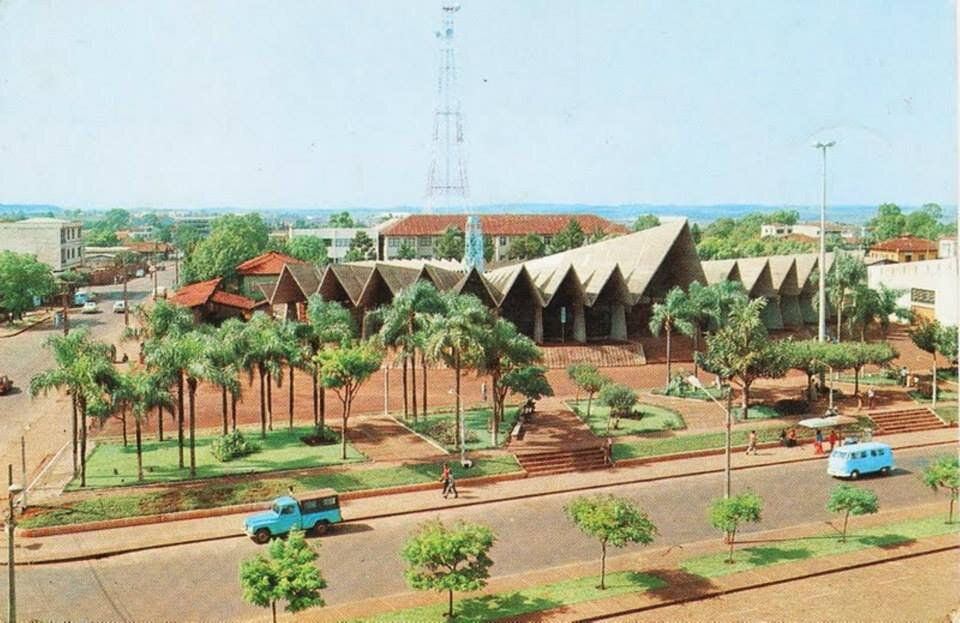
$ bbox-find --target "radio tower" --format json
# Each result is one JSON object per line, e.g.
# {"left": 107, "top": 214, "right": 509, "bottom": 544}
{"left": 425, "top": 3, "right": 469, "bottom": 214}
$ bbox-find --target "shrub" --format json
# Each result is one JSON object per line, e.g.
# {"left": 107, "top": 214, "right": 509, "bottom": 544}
{"left": 773, "top": 399, "right": 809, "bottom": 416}
{"left": 418, "top": 419, "right": 479, "bottom": 447}
{"left": 211, "top": 430, "right": 260, "bottom": 462}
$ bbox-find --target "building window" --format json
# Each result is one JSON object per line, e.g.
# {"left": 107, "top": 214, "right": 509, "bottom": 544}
{"left": 499, "top": 236, "right": 508, "bottom": 246}
{"left": 335, "top": 239, "right": 351, "bottom": 248}
{"left": 387, "top": 237, "right": 399, "bottom": 248}
{"left": 417, "top": 237, "right": 432, "bottom": 249}
{"left": 903, "top": 254, "right": 912, "bottom": 262}
{"left": 911, "top": 288, "right": 935, "bottom": 305}
{"left": 61, "top": 249, "right": 66, "bottom": 264}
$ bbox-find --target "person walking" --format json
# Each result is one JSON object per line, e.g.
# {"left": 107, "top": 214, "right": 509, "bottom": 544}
{"left": 439, "top": 463, "right": 452, "bottom": 498}
{"left": 445, "top": 469, "right": 459, "bottom": 499}
{"left": 827, "top": 428, "right": 838, "bottom": 452}
{"left": 814, "top": 429, "right": 825, "bottom": 455}
{"left": 745, "top": 430, "right": 757, "bottom": 455}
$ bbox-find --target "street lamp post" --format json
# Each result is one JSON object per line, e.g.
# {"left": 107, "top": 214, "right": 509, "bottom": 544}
{"left": 813, "top": 141, "right": 836, "bottom": 343}
{"left": 7, "top": 464, "right": 22, "bottom": 623}
{"left": 447, "top": 388, "right": 469, "bottom": 468}
{"left": 688, "top": 376, "right": 731, "bottom": 498}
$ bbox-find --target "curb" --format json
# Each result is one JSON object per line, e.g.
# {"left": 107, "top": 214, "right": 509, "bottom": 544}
{"left": 0, "top": 312, "right": 51, "bottom": 339}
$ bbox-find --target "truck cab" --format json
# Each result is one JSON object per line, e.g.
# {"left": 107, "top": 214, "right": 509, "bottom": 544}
{"left": 243, "top": 490, "right": 342, "bottom": 544}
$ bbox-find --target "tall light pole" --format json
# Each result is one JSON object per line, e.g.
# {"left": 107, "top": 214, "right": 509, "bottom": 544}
{"left": 814, "top": 141, "right": 836, "bottom": 343}
{"left": 689, "top": 376, "right": 731, "bottom": 498}
{"left": 447, "top": 388, "right": 469, "bottom": 467}
{"left": 7, "top": 465, "right": 22, "bottom": 623}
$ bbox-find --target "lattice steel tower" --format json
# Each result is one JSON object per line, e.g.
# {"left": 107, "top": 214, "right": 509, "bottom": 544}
{"left": 425, "top": 3, "right": 469, "bottom": 213}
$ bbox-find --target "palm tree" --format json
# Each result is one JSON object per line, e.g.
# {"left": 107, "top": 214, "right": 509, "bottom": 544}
{"left": 425, "top": 293, "right": 489, "bottom": 451}
{"left": 207, "top": 321, "right": 245, "bottom": 434}
{"left": 687, "top": 282, "right": 747, "bottom": 378}
{"left": 145, "top": 335, "right": 191, "bottom": 468}
{"left": 305, "top": 297, "right": 357, "bottom": 432}
{"left": 649, "top": 287, "right": 695, "bottom": 388}
{"left": 122, "top": 368, "right": 173, "bottom": 481}
{"left": 30, "top": 331, "right": 116, "bottom": 487}
{"left": 826, "top": 254, "right": 867, "bottom": 342}
{"left": 873, "top": 284, "right": 911, "bottom": 338}
{"left": 244, "top": 313, "right": 286, "bottom": 439}
{"left": 180, "top": 332, "right": 217, "bottom": 478}
{"left": 278, "top": 320, "right": 309, "bottom": 430}
{"left": 374, "top": 302, "right": 416, "bottom": 419}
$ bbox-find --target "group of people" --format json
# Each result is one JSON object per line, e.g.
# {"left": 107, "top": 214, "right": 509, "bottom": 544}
{"left": 812, "top": 428, "right": 840, "bottom": 455}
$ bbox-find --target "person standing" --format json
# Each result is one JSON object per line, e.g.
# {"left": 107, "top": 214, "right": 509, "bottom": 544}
{"left": 746, "top": 430, "right": 757, "bottom": 455}
{"left": 827, "top": 428, "right": 838, "bottom": 452}
{"left": 439, "top": 463, "right": 452, "bottom": 499}
{"left": 814, "top": 429, "right": 825, "bottom": 455}
{"left": 867, "top": 387, "right": 876, "bottom": 409}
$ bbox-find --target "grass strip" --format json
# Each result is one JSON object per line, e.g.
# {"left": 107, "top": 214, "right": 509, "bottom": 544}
{"left": 357, "top": 571, "right": 665, "bottom": 623}
{"left": 908, "top": 390, "right": 959, "bottom": 404}
{"left": 934, "top": 406, "right": 958, "bottom": 424}
{"left": 20, "top": 456, "right": 520, "bottom": 529}
{"left": 611, "top": 427, "right": 810, "bottom": 461}
{"left": 681, "top": 514, "right": 960, "bottom": 578}
{"left": 407, "top": 407, "right": 519, "bottom": 451}
{"left": 73, "top": 426, "right": 365, "bottom": 489}
{"left": 567, "top": 400, "right": 685, "bottom": 437}
{"left": 729, "top": 404, "right": 783, "bottom": 420}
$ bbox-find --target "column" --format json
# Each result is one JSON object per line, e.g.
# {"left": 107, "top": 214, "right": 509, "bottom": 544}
{"left": 573, "top": 302, "right": 586, "bottom": 343}
{"left": 610, "top": 303, "right": 627, "bottom": 341}
{"left": 533, "top": 305, "right": 544, "bottom": 344}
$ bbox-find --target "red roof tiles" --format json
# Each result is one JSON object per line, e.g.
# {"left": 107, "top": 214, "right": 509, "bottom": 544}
{"left": 235, "top": 252, "right": 307, "bottom": 275}
{"left": 382, "top": 214, "right": 629, "bottom": 237}
{"left": 869, "top": 236, "right": 938, "bottom": 253}
{"left": 210, "top": 290, "right": 266, "bottom": 310}
{"left": 170, "top": 278, "right": 221, "bottom": 308}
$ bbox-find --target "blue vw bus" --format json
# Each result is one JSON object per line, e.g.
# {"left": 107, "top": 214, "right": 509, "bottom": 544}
{"left": 827, "top": 442, "right": 895, "bottom": 479}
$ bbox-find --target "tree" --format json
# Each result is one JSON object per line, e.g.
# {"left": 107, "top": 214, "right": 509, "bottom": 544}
{"left": 826, "top": 254, "right": 867, "bottom": 342}
{"left": 243, "top": 313, "right": 287, "bottom": 438}
{"left": 209, "top": 319, "right": 246, "bottom": 433}
{"left": 826, "top": 484, "right": 879, "bottom": 543}
{"left": 921, "top": 456, "right": 960, "bottom": 524}
{"left": 783, "top": 340, "right": 833, "bottom": 401}
{"left": 844, "top": 341, "right": 898, "bottom": 396}
{"left": 306, "top": 297, "right": 357, "bottom": 432}
{"left": 172, "top": 223, "right": 203, "bottom": 257}
{"left": 123, "top": 368, "right": 173, "bottom": 481}
{"left": 548, "top": 219, "right": 586, "bottom": 254}
{"left": 910, "top": 319, "right": 945, "bottom": 407}
{"left": 708, "top": 492, "right": 763, "bottom": 563}
{"left": 632, "top": 214, "right": 660, "bottom": 232}
{"left": 904, "top": 203, "right": 949, "bottom": 241}
{"left": 475, "top": 317, "right": 544, "bottom": 444}
{"left": 316, "top": 340, "right": 383, "bottom": 460}
{"left": 570, "top": 365, "right": 607, "bottom": 421}
{"left": 500, "top": 365, "right": 553, "bottom": 405}
{"left": 598, "top": 383, "right": 638, "bottom": 433}
{"left": 697, "top": 298, "right": 788, "bottom": 417}
{"left": 0, "top": 251, "right": 57, "bottom": 320}
{"left": 566, "top": 495, "right": 657, "bottom": 589}
{"left": 30, "top": 331, "right": 115, "bottom": 487}
{"left": 183, "top": 214, "right": 270, "bottom": 282}
{"left": 867, "top": 203, "right": 906, "bottom": 242}
{"left": 649, "top": 287, "right": 696, "bottom": 388}
{"left": 287, "top": 236, "right": 330, "bottom": 265}
{"left": 239, "top": 531, "right": 325, "bottom": 623}
{"left": 872, "top": 284, "right": 911, "bottom": 338}
{"left": 506, "top": 234, "right": 545, "bottom": 260}
{"left": 433, "top": 226, "right": 465, "bottom": 261}
{"left": 400, "top": 519, "right": 496, "bottom": 619}
{"left": 344, "top": 230, "right": 376, "bottom": 261}
{"left": 566, "top": 363, "right": 594, "bottom": 403}
{"left": 425, "top": 294, "right": 490, "bottom": 451}
{"left": 328, "top": 211, "right": 357, "bottom": 228}
{"left": 396, "top": 240, "right": 417, "bottom": 259}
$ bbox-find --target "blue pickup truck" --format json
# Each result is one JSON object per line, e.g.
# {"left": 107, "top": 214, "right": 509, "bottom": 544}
{"left": 243, "top": 490, "right": 342, "bottom": 544}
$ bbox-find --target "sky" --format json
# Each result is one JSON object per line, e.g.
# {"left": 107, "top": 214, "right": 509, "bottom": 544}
{"left": 0, "top": 0, "right": 955, "bottom": 210}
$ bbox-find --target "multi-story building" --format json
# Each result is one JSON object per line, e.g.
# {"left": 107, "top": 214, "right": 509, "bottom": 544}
{"left": 0, "top": 217, "right": 84, "bottom": 272}
{"left": 172, "top": 215, "right": 215, "bottom": 237}
{"left": 288, "top": 225, "right": 386, "bottom": 262}
{"left": 761, "top": 221, "right": 860, "bottom": 240}
{"left": 380, "top": 214, "right": 629, "bottom": 262}
{"left": 868, "top": 235, "right": 939, "bottom": 263}
{"left": 868, "top": 257, "right": 958, "bottom": 324}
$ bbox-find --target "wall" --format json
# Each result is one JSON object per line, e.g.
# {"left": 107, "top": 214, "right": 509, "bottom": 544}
{"left": 867, "top": 257, "right": 958, "bottom": 326}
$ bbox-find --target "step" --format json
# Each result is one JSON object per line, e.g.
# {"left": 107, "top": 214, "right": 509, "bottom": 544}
{"left": 516, "top": 447, "right": 605, "bottom": 460}
{"left": 520, "top": 458, "right": 608, "bottom": 470}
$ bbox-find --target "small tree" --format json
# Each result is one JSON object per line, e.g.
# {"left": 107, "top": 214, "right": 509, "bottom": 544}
{"left": 401, "top": 519, "right": 496, "bottom": 619}
{"left": 433, "top": 226, "right": 466, "bottom": 260}
{"left": 598, "top": 383, "right": 638, "bottom": 432}
{"left": 574, "top": 367, "right": 607, "bottom": 420}
{"left": 649, "top": 287, "right": 695, "bottom": 388}
{"left": 239, "top": 531, "right": 325, "bottom": 623}
{"left": 708, "top": 492, "right": 763, "bottom": 563}
{"left": 844, "top": 341, "right": 898, "bottom": 396}
{"left": 396, "top": 239, "right": 417, "bottom": 259}
{"left": 566, "top": 494, "right": 657, "bottom": 589}
{"left": 826, "top": 484, "right": 879, "bottom": 542}
{"left": 921, "top": 456, "right": 960, "bottom": 524}
{"left": 910, "top": 319, "right": 944, "bottom": 407}
{"left": 566, "top": 363, "right": 593, "bottom": 403}
{"left": 316, "top": 341, "right": 383, "bottom": 459}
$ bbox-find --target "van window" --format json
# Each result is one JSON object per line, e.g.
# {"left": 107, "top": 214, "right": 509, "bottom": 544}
{"left": 301, "top": 500, "right": 318, "bottom": 512}
{"left": 870, "top": 450, "right": 879, "bottom": 457}
{"left": 280, "top": 505, "right": 295, "bottom": 515}
{"left": 321, "top": 496, "right": 338, "bottom": 508}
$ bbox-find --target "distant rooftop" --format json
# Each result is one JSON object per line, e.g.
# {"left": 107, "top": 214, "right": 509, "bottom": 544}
{"left": 382, "top": 214, "right": 629, "bottom": 237}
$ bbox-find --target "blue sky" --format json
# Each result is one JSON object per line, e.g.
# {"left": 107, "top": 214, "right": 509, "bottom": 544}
{"left": 0, "top": 0, "right": 954, "bottom": 210}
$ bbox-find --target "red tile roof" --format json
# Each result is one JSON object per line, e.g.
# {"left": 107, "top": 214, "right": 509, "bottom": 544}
{"left": 235, "top": 252, "right": 307, "bottom": 275}
{"left": 210, "top": 290, "right": 266, "bottom": 311}
{"left": 869, "top": 236, "right": 938, "bottom": 253}
{"left": 381, "top": 214, "right": 630, "bottom": 237}
{"left": 170, "top": 278, "right": 221, "bottom": 308}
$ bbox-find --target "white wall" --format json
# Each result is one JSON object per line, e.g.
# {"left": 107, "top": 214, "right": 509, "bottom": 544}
{"left": 867, "top": 257, "right": 958, "bottom": 326}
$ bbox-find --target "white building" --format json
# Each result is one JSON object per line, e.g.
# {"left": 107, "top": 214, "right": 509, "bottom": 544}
{"left": 867, "top": 257, "right": 958, "bottom": 326}
{"left": 761, "top": 221, "right": 861, "bottom": 240}
{"left": 939, "top": 236, "right": 956, "bottom": 258}
{"left": 0, "top": 217, "right": 84, "bottom": 272}
{"left": 287, "top": 218, "right": 400, "bottom": 262}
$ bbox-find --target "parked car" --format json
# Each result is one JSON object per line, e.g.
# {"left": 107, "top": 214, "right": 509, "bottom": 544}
{"left": 81, "top": 302, "right": 100, "bottom": 314}
{"left": 113, "top": 301, "right": 126, "bottom": 314}
{"left": 827, "top": 442, "right": 894, "bottom": 479}
{"left": 243, "top": 491, "right": 342, "bottom": 544}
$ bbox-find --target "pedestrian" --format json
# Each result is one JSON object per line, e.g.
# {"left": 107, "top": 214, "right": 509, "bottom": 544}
{"left": 867, "top": 387, "right": 876, "bottom": 409}
{"left": 814, "top": 429, "right": 824, "bottom": 455}
{"left": 287, "top": 485, "right": 296, "bottom": 499}
{"left": 787, "top": 428, "right": 798, "bottom": 448}
{"left": 603, "top": 437, "right": 614, "bottom": 465}
{"left": 446, "top": 468, "right": 459, "bottom": 499}
{"left": 746, "top": 430, "right": 757, "bottom": 455}
{"left": 899, "top": 366, "right": 908, "bottom": 387}
{"left": 480, "top": 381, "right": 487, "bottom": 402}
{"left": 439, "top": 463, "right": 453, "bottom": 499}
{"left": 828, "top": 428, "right": 838, "bottom": 452}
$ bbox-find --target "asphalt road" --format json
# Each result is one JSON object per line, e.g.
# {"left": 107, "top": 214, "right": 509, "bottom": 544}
{"left": 2, "top": 445, "right": 951, "bottom": 622}
{"left": 0, "top": 267, "right": 176, "bottom": 489}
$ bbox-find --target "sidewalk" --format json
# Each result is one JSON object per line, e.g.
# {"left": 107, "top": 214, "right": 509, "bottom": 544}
{"left": 292, "top": 502, "right": 958, "bottom": 622}
{"left": 5, "top": 427, "right": 955, "bottom": 565}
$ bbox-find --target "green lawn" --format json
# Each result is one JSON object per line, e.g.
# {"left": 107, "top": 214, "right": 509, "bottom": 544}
{"left": 567, "top": 400, "right": 685, "bottom": 437}
{"left": 730, "top": 404, "right": 782, "bottom": 420}
{"left": 358, "top": 571, "right": 665, "bottom": 623}
{"left": 681, "top": 514, "right": 960, "bottom": 578}
{"left": 407, "top": 407, "right": 519, "bottom": 451}
{"left": 21, "top": 456, "right": 521, "bottom": 529}
{"left": 838, "top": 373, "right": 899, "bottom": 386}
{"left": 938, "top": 369, "right": 958, "bottom": 382}
{"left": 74, "top": 426, "right": 365, "bottom": 489}
{"left": 908, "top": 390, "right": 959, "bottom": 404}
{"left": 934, "top": 406, "right": 958, "bottom": 424}
{"left": 612, "top": 427, "right": 813, "bottom": 461}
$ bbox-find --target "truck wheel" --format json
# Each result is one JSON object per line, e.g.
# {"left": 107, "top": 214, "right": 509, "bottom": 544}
{"left": 312, "top": 521, "right": 329, "bottom": 536}
{"left": 253, "top": 528, "right": 271, "bottom": 544}
{"left": 850, "top": 470, "right": 860, "bottom": 480}
{"left": 880, "top": 467, "right": 890, "bottom": 476}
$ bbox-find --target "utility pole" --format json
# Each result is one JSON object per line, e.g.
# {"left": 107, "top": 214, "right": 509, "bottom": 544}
{"left": 814, "top": 141, "right": 836, "bottom": 343}
{"left": 7, "top": 464, "right": 22, "bottom": 623}
{"left": 61, "top": 289, "right": 70, "bottom": 336}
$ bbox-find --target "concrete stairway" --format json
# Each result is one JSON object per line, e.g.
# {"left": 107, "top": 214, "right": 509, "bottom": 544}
{"left": 540, "top": 343, "right": 646, "bottom": 369}
{"left": 867, "top": 408, "right": 951, "bottom": 435}
{"left": 516, "top": 446, "right": 609, "bottom": 476}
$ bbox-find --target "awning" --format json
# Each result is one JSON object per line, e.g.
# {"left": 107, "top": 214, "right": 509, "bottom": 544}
{"left": 797, "top": 415, "right": 859, "bottom": 429}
